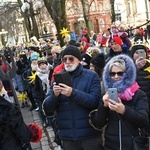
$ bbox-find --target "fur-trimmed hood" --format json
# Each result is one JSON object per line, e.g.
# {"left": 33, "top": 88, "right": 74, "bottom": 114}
{"left": 103, "top": 54, "right": 136, "bottom": 93}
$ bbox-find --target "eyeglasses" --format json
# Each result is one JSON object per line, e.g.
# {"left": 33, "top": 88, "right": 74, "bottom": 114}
{"left": 110, "top": 72, "right": 124, "bottom": 77}
{"left": 62, "top": 57, "right": 74, "bottom": 63}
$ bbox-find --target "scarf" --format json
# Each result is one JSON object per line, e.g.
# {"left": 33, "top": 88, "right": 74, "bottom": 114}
{"left": 118, "top": 82, "right": 140, "bottom": 101}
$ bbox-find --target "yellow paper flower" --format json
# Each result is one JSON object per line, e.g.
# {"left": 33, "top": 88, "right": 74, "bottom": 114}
{"left": 28, "top": 71, "right": 36, "bottom": 83}
{"left": 18, "top": 92, "right": 27, "bottom": 101}
{"left": 144, "top": 66, "right": 150, "bottom": 73}
{"left": 60, "top": 27, "right": 70, "bottom": 37}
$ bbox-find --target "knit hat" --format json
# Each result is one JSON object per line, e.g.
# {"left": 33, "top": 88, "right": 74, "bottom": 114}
{"left": 62, "top": 45, "right": 81, "bottom": 60}
{"left": 90, "top": 53, "right": 105, "bottom": 69}
{"left": 68, "top": 40, "right": 81, "bottom": 47}
{"left": 30, "top": 52, "right": 39, "bottom": 61}
{"left": 28, "top": 46, "right": 39, "bottom": 52}
{"left": 82, "top": 29, "right": 88, "bottom": 35}
{"left": 38, "top": 57, "right": 47, "bottom": 66}
{"left": 111, "top": 37, "right": 123, "bottom": 46}
{"left": 130, "top": 44, "right": 147, "bottom": 57}
{"left": 81, "top": 53, "right": 92, "bottom": 65}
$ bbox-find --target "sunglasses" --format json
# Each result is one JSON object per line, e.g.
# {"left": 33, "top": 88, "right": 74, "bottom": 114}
{"left": 110, "top": 72, "right": 124, "bottom": 77}
{"left": 62, "top": 57, "right": 74, "bottom": 63}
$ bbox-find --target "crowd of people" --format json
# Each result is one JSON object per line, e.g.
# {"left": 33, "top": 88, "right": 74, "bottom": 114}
{"left": 0, "top": 24, "right": 150, "bottom": 150}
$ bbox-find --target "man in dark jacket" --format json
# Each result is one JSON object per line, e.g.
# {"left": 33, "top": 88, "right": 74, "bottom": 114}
{"left": 130, "top": 44, "right": 150, "bottom": 135}
{"left": 43, "top": 45, "right": 103, "bottom": 150}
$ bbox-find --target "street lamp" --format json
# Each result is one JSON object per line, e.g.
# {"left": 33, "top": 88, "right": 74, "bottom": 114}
{"left": 21, "top": 0, "right": 42, "bottom": 40}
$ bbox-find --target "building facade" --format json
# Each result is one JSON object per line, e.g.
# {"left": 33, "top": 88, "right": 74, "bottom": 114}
{"left": 66, "top": 0, "right": 150, "bottom": 34}
{"left": 66, "top": 0, "right": 111, "bottom": 34}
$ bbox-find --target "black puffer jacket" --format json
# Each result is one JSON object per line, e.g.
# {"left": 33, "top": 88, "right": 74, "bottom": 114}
{"left": 91, "top": 90, "right": 148, "bottom": 150}
{"left": 0, "top": 96, "right": 31, "bottom": 150}
{"left": 136, "top": 62, "right": 150, "bottom": 114}
{"left": 90, "top": 54, "right": 149, "bottom": 150}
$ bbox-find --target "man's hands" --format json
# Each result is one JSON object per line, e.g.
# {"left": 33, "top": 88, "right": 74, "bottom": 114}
{"left": 53, "top": 82, "right": 73, "bottom": 97}
{"left": 103, "top": 92, "right": 125, "bottom": 114}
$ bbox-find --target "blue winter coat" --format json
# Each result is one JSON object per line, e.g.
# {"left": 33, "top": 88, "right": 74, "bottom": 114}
{"left": 43, "top": 64, "right": 101, "bottom": 140}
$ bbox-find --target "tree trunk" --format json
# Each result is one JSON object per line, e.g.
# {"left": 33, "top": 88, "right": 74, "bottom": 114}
{"left": 17, "top": 0, "right": 39, "bottom": 41}
{"left": 43, "top": 0, "right": 69, "bottom": 47}
{"left": 110, "top": 0, "right": 115, "bottom": 23}
{"left": 80, "top": 0, "right": 91, "bottom": 34}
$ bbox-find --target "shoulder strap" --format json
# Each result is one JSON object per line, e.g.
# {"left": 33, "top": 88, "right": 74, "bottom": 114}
{"left": 117, "top": 114, "right": 134, "bottom": 138}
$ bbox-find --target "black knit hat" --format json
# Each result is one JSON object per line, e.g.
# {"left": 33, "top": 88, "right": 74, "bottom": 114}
{"left": 62, "top": 45, "right": 81, "bottom": 60}
{"left": 68, "top": 40, "right": 81, "bottom": 47}
{"left": 130, "top": 44, "right": 147, "bottom": 57}
{"left": 90, "top": 53, "right": 105, "bottom": 69}
{"left": 81, "top": 53, "right": 92, "bottom": 65}
{"left": 28, "top": 46, "right": 39, "bottom": 52}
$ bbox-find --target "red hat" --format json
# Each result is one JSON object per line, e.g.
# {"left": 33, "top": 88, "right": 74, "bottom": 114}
{"left": 82, "top": 29, "right": 88, "bottom": 35}
{"left": 112, "top": 37, "right": 123, "bottom": 46}
{"left": 81, "top": 37, "right": 88, "bottom": 42}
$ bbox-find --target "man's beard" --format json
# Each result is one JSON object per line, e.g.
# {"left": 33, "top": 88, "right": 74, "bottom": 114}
{"left": 64, "top": 63, "right": 78, "bottom": 72}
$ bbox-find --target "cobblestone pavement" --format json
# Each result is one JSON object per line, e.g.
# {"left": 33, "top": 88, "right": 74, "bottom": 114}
{"left": 21, "top": 105, "right": 60, "bottom": 150}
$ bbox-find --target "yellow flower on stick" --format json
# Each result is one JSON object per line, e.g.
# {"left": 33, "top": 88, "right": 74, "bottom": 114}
{"left": 28, "top": 71, "right": 36, "bottom": 83}
{"left": 18, "top": 92, "right": 27, "bottom": 101}
{"left": 60, "top": 27, "right": 70, "bottom": 37}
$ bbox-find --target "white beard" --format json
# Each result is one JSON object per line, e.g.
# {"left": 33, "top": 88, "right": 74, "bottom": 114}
{"left": 64, "top": 63, "right": 78, "bottom": 72}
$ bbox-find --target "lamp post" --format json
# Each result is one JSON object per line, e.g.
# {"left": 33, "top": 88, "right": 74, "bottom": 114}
{"left": 21, "top": 0, "right": 42, "bottom": 40}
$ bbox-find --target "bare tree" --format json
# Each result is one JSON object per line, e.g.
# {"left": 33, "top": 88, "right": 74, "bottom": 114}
{"left": 80, "top": 0, "right": 94, "bottom": 33}
{"left": 110, "top": 0, "right": 115, "bottom": 23}
{"left": 17, "top": 0, "right": 40, "bottom": 40}
{"left": 0, "top": 1, "right": 20, "bottom": 45}
{"left": 43, "top": 0, "right": 69, "bottom": 46}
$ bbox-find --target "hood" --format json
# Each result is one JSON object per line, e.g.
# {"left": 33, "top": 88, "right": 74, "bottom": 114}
{"left": 103, "top": 54, "right": 136, "bottom": 93}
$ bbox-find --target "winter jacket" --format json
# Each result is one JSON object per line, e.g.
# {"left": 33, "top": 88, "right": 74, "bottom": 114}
{"left": 120, "top": 32, "right": 132, "bottom": 48}
{"left": 13, "top": 74, "right": 26, "bottom": 92}
{"left": 136, "top": 61, "right": 150, "bottom": 115}
{"left": 90, "top": 54, "right": 149, "bottom": 150}
{"left": 106, "top": 45, "right": 129, "bottom": 63}
{"left": 91, "top": 89, "right": 148, "bottom": 150}
{"left": 43, "top": 64, "right": 101, "bottom": 140}
{"left": 0, "top": 96, "right": 31, "bottom": 150}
